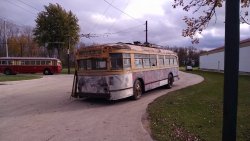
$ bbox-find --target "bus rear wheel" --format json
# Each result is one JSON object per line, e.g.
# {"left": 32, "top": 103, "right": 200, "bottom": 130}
{"left": 132, "top": 80, "right": 142, "bottom": 100}
{"left": 167, "top": 74, "right": 174, "bottom": 89}
{"left": 43, "top": 69, "right": 51, "bottom": 75}
{"left": 4, "top": 69, "right": 12, "bottom": 75}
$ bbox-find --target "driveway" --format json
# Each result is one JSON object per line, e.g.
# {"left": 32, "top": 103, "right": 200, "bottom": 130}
{"left": 0, "top": 71, "right": 203, "bottom": 141}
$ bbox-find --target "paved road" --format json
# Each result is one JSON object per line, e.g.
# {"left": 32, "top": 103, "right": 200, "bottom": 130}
{"left": 0, "top": 72, "right": 203, "bottom": 141}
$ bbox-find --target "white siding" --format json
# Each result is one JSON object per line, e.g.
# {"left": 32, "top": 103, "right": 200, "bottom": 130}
{"left": 239, "top": 47, "right": 250, "bottom": 72}
{"left": 199, "top": 46, "right": 250, "bottom": 73}
{"left": 200, "top": 51, "right": 224, "bottom": 71}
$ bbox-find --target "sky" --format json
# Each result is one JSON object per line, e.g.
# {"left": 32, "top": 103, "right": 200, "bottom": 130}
{"left": 0, "top": 0, "right": 249, "bottom": 50}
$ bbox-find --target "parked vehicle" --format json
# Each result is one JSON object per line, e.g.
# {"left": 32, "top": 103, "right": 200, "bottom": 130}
{"left": 0, "top": 57, "right": 62, "bottom": 75}
{"left": 71, "top": 43, "right": 179, "bottom": 100}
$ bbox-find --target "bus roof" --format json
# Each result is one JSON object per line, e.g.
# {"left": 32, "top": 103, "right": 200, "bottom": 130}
{"left": 0, "top": 57, "right": 60, "bottom": 60}
{"left": 78, "top": 43, "right": 176, "bottom": 55}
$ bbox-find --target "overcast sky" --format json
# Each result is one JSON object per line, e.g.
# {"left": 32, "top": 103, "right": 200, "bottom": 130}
{"left": 0, "top": 0, "right": 249, "bottom": 50}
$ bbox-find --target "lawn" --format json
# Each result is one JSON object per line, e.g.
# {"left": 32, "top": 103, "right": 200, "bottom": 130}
{"left": 61, "top": 68, "right": 75, "bottom": 74}
{"left": 147, "top": 70, "right": 250, "bottom": 141}
{"left": 0, "top": 74, "right": 42, "bottom": 82}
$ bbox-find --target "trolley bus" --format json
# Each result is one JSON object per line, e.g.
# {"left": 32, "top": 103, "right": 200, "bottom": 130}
{"left": 71, "top": 43, "right": 179, "bottom": 100}
{"left": 0, "top": 57, "right": 62, "bottom": 75}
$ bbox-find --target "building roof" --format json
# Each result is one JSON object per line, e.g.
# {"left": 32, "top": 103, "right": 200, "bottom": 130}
{"left": 200, "top": 38, "right": 250, "bottom": 56}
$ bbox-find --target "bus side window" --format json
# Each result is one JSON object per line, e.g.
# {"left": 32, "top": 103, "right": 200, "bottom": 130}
{"left": 174, "top": 57, "right": 178, "bottom": 65}
{"left": 36, "top": 61, "right": 40, "bottom": 65}
{"left": 21, "top": 61, "right": 25, "bottom": 65}
{"left": 86, "top": 60, "right": 92, "bottom": 70}
{"left": 92, "top": 59, "right": 107, "bottom": 70}
{"left": 143, "top": 58, "right": 150, "bottom": 68}
{"left": 1, "top": 60, "right": 7, "bottom": 65}
{"left": 110, "top": 53, "right": 123, "bottom": 70}
{"left": 123, "top": 53, "right": 131, "bottom": 70}
{"left": 8, "top": 60, "right": 13, "bottom": 65}
{"left": 46, "top": 61, "right": 51, "bottom": 65}
{"left": 41, "top": 61, "right": 45, "bottom": 65}
{"left": 25, "top": 61, "right": 30, "bottom": 65}
{"left": 150, "top": 55, "right": 157, "bottom": 67}
{"left": 30, "top": 61, "right": 36, "bottom": 65}
{"left": 135, "top": 59, "right": 143, "bottom": 68}
{"left": 134, "top": 54, "right": 143, "bottom": 69}
{"left": 171, "top": 58, "right": 174, "bottom": 65}
{"left": 165, "top": 56, "right": 169, "bottom": 66}
{"left": 158, "top": 55, "right": 164, "bottom": 67}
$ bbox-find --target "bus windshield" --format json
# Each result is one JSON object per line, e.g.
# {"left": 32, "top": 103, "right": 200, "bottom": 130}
{"left": 78, "top": 58, "right": 107, "bottom": 70}
{"left": 110, "top": 53, "right": 131, "bottom": 70}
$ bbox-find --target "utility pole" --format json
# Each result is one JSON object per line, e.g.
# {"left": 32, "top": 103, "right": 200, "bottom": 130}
{"left": 145, "top": 20, "right": 148, "bottom": 44}
{"left": 222, "top": 0, "right": 239, "bottom": 140}
{"left": 67, "top": 36, "right": 70, "bottom": 74}
{"left": 4, "top": 20, "right": 9, "bottom": 57}
{"left": 20, "top": 43, "right": 23, "bottom": 57}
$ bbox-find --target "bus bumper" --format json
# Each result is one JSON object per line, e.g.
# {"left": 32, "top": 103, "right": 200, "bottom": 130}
{"left": 75, "top": 92, "right": 111, "bottom": 99}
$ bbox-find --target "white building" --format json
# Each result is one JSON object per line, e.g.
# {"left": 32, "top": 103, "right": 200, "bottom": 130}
{"left": 199, "top": 38, "right": 250, "bottom": 73}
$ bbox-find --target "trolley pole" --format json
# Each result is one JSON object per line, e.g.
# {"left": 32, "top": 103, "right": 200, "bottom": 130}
{"left": 145, "top": 20, "right": 148, "bottom": 44}
{"left": 4, "top": 20, "right": 9, "bottom": 57}
{"left": 222, "top": 0, "right": 239, "bottom": 140}
{"left": 67, "top": 36, "right": 70, "bottom": 74}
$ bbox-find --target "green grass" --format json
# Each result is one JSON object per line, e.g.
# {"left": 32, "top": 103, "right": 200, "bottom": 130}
{"left": 0, "top": 74, "right": 42, "bottom": 82}
{"left": 61, "top": 68, "right": 75, "bottom": 74}
{"left": 147, "top": 70, "right": 250, "bottom": 141}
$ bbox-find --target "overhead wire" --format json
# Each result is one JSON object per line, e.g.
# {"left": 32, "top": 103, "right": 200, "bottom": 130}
{"left": 103, "top": 0, "right": 144, "bottom": 24}
{"left": 16, "top": 0, "right": 40, "bottom": 12}
{"left": 106, "top": 0, "right": 130, "bottom": 32}
{"left": 0, "top": 16, "right": 28, "bottom": 27}
{"left": 5, "top": 0, "right": 37, "bottom": 15}
{"left": 90, "top": 0, "right": 116, "bottom": 34}
{"left": 83, "top": 0, "right": 145, "bottom": 39}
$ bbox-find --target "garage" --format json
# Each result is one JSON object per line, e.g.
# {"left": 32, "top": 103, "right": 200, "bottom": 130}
{"left": 199, "top": 38, "right": 250, "bottom": 73}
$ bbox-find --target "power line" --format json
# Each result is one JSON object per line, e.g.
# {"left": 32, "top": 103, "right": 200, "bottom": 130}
{"left": 106, "top": 0, "right": 130, "bottom": 32}
{"left": 80, "top": 24, "right": 144, "bottom": 38}
{"left": 16, "top": 0, "right": 40, "bottom": 12}
{"left": 91, "top": 0, "right": 116, "bottom": 32}
{"left": 5, "top": 0, "right": 37, "bottom": 15}
{"left": 0, "top": 16, "right": 29, "bottom": 27}
{"left": 103, "top": 0, "right": 144, "bottom": 24}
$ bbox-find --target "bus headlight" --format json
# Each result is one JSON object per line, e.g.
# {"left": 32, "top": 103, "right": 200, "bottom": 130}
{"left": 109, "top": 77, "right": 114, "bottom": 85}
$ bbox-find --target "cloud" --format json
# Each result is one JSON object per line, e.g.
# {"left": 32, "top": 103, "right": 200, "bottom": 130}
{"left": 0, "top": 0, "right": 249, "bottom": 50}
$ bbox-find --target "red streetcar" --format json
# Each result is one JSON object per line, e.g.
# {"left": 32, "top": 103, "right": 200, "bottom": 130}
{"left": 0, "top": 57, "right": 62, "bottom": 75}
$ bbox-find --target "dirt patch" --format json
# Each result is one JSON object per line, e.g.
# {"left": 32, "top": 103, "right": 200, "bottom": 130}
{"left": 170, "top": 123, "right": 202, "bottom": 141}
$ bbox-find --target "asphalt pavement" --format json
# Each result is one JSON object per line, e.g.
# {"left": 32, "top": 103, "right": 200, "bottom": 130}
{"left": 0, "top": 71, "right": 203, "bottom": 141}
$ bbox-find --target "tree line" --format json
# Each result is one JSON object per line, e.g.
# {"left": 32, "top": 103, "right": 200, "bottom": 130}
{"left": 167, "top": 46, "right": 206, "bottom": 67}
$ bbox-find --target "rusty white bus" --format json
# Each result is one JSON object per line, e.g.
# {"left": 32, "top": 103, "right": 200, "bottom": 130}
{"left": 71, "top": 43, "right": 179, "bottom": 100}
{"left": 0, "top": 57, "right": 62, "bottom": 75}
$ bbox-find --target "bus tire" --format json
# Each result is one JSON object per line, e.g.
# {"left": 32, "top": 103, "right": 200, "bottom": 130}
{"left": 43, "top": 69, "right": 51, "bottom": 75}
{"left": 132, "top": 80, "right": 142, "bottom": 100}
{"left": 166, "top": 73, "right": 174, "bottom": 89}
{"left": 4, "top": 69, "right": 12, "bottom": 75}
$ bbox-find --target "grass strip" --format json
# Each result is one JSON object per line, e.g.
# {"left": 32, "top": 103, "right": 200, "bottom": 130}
{"left": 0, "top": 74, "right": 42, "bottom": 82}
{"left": 147, "top": 70, "right": 250, "bottom": 141}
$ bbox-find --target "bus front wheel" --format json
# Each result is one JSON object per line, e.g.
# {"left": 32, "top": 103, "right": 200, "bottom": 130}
{"left": 167, "top": 74, "right": 174, "bottom": 89}
{"left": 43, "top": 69, "right": 51, "bottom": 75}
{"left": 132, "top": 80, "right": 142, "bottom": 100}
